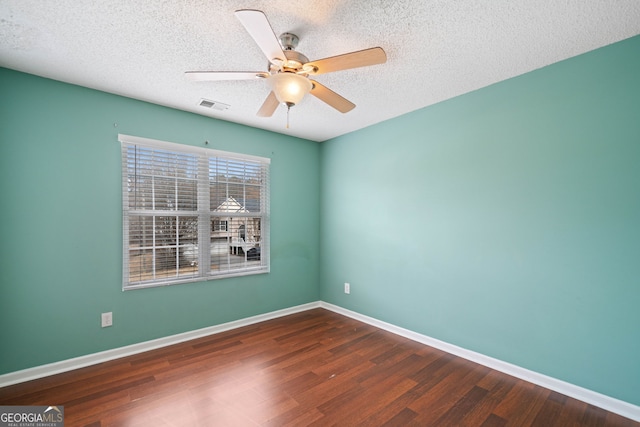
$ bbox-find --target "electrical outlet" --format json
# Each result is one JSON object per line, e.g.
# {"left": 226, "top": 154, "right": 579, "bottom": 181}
{"left": 101, "top": 312, "right": 113, "bottom": 328}
{"left": 344, "top": 283, "right": 350, "bottom": 294}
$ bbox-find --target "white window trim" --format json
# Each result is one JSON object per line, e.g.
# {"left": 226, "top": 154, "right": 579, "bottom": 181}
{"left": 119, "top": 134, "right": 270, "bottom": 290}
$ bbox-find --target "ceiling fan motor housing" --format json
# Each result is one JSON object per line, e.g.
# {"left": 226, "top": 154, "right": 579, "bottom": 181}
{"left": 269, "top": 49, "right": 309, "bottom": 74}
{"left": 284, "top": 50, "right": 309, "bottom": 71}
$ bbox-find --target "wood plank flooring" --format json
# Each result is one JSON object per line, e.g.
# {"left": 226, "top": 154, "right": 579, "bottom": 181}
{"left": 0, "top": 308, "right": 637, "bottom": 426}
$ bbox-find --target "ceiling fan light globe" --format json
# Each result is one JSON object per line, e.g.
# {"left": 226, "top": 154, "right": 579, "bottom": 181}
{"left": 267, "top": 73, "right": 312, "bottom": 105}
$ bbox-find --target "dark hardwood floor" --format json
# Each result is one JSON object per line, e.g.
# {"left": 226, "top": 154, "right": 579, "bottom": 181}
{"left": 0, "top": 308, "right": 637, "bottom": 426}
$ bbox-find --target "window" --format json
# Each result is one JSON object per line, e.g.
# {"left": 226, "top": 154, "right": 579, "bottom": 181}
{"left": 119, "top": 134, "right": 270, "bottom": 290}
{"left": 213, "top": 220, "right": 228, "bottom": 232}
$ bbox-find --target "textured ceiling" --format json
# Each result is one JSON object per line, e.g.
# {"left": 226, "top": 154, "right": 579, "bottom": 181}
{"left": 1, "top": 1, "right": 639, "bottom": 142}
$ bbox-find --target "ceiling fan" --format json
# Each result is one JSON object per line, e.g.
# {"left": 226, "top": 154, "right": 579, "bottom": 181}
{"left": 185, "top": 9, "right": 387, "bottom": 126}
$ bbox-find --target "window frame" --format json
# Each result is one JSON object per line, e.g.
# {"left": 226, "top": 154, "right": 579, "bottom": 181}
{"left": 213, "top": 220, "right": 228, "bottom": 232}
{"left": 119, "top": 134, "right": 270, "bottom": 290}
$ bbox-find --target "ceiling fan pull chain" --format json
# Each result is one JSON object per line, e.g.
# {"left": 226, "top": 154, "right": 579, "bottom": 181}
{"left": 286, "top": 104, "right": 290, "bottom": 129}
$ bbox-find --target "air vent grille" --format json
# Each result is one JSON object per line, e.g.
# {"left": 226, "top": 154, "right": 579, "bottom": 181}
{"left": 199, "top": 99, "right": 230, "bottom": 111}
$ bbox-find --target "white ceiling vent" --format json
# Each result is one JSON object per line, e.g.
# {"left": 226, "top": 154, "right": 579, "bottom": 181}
{"left": 199, "top": 99, "right": 230, "bottom": 111}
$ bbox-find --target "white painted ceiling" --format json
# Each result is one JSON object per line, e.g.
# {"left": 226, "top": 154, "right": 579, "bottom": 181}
{"left": 1, "top": 1, "right": 639, "bottom": 142}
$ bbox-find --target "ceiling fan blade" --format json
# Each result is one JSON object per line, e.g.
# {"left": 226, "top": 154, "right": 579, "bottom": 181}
{"left": 310, "top": 81, "right": 355, "bottom": 113}
{"left": 235, "top": 9, "right": 286, "bottom": 65}
{"left": 185, "top": 71, "right": 268, "bottom": 81}
{"left": 305, "top": 47, "right": 387, "bottom": 75}
{"left": 257, "top": 91, "right": 279, "bottom": 117}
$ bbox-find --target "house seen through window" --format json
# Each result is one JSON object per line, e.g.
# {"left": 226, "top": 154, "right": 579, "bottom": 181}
{"left": 119, "top": 134, "right": 270, "bottom": 290}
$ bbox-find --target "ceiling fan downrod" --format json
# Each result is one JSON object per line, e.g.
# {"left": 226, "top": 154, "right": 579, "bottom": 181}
{"left": 279, "top": 33, "right": 299, "bottom": 51}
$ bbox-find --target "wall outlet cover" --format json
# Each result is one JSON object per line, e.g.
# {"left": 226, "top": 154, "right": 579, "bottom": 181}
{"left": 101, "top": 312, "right": 113, "bottom": 328}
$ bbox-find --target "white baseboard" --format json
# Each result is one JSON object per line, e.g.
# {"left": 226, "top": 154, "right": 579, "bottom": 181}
{"left": 0, "top": 301, "right": 320, "bottom": 389}
{"left": 319, "top": 302, "right": 640, "bottom": 423}
{"left": 1, "top": 300, "right": 637, "bottom": 422}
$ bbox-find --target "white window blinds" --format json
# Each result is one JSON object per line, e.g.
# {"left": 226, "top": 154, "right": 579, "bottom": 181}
{"left": 119, "top": 134, "right": 270, "bottom": 290}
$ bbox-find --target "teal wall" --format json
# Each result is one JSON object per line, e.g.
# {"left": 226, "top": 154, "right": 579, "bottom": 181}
{"left": 0, "top": 68, "right": 321, "bottom": 374}
{"left": 320, "top": 35, "right": 640, "bottom": 405}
